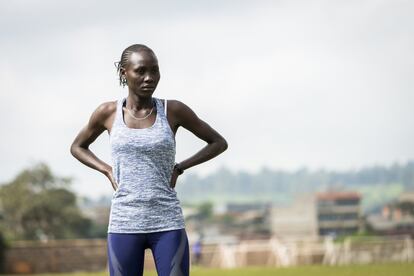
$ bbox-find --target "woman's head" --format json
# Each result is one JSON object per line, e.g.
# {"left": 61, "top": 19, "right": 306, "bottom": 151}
{"left": 115, "top": 44, "right": 160, "bottom": 95}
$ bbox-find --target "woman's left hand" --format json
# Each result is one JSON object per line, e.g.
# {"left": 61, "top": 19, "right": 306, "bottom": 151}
{"left": 170, "top": 168, "right": 179, "bottom": 189}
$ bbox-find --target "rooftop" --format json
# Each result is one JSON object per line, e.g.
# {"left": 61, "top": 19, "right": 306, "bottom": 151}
{"left": 316, "top": 191, "right": 361, "bottom": 201}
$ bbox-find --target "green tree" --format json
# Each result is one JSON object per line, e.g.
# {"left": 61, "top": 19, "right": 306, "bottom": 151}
{"left": 0, "top": 162, "right": 93, "bottom": 240}
{"left": 197, "top": 201, "right": 213, "bottom": 221}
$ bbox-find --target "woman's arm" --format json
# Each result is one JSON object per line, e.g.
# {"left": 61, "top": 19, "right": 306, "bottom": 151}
{"left": 70, "top": 101, "right": 118, "bottom": 190}
{"left": 170, "top": 100, "right": 228, "bottom": 172}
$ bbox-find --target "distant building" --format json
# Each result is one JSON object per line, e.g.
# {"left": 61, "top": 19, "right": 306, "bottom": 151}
{"left": 367, "top": 192, "right": 414, "bottom": 237}
{"left": 398, "top": 192, "right": 414, "bottom": 204}
{"left": 316, "top": 191, "right": 362, "bottom": 236}
{"left": 222, "top": 202, "right": 272, "bottom": 215}
{"left": 270, "top": 195, "right": 318, "bottom": 239}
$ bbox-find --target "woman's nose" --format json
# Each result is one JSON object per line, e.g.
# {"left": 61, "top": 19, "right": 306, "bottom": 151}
{"left": 144, "top": 74, "right": 154, "bottom": 82}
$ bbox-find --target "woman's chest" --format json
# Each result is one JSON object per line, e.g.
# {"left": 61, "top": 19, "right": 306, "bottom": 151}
{"left": 110, "top": 129, "right": 175, "bottom": 156}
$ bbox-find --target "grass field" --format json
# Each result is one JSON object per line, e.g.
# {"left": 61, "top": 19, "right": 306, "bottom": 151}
{"left": 24, "top": 262, "right": 414, "bottom": 276}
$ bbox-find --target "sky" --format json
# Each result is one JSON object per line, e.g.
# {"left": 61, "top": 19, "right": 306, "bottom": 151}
{"left": 1, "top": 0, "right": 413, "bottom": 199}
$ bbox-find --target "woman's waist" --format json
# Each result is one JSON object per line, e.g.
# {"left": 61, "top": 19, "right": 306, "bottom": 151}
{"left": 110, "top": 196, "right": 182, "bottom": 212}
{"left": 112, "top": 164, "right": 174, "bottom": 182}
{"left": 112, "top": 188, "right": 179, "bottom": 202}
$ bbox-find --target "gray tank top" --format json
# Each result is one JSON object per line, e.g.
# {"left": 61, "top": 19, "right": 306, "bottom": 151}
{"left": 107, "top": 96, "right": 186, "bottom": 233}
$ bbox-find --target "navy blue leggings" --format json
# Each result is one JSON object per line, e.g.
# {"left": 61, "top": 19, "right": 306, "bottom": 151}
{"left": 107, "top": 228, "right": 190, "bottom": 276}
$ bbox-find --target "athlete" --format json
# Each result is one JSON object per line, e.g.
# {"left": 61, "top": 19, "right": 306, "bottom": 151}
{"left": 70, "top": 44, "right": 228, "bottom": 276}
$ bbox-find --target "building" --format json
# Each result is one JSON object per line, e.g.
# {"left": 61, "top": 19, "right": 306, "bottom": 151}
{"left": 216, "top": 202, "right": 272, "bottom": 215}
{"left": 270, "top": 195, "right": 318, "bottom": 240}
{"left": 316, "top": 191, "right": 362, "bottom": 236}
{"left": 366, "top": 192, "right": 414, "bottom": 237}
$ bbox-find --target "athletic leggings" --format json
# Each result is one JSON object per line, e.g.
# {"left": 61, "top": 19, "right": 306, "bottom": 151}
{"left": 107, "top": 228, "right": 190, "bottom": 276}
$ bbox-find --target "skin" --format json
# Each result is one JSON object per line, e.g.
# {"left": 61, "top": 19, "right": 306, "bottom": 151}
{"left": 70, "top": 49, "right": 228, "bottom": 191}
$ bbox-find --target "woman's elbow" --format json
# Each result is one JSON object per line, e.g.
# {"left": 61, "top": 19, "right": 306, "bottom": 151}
{"left": 220, "top": 138, "right": 228, "bottom": 152}
{"left": 70, "top": 143, "right": 81, "bottom": 158}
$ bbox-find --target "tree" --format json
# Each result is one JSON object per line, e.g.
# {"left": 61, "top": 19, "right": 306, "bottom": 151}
{"left": 197, "top": 201, "right": 213, "bottom": 221}
{"left": 0, "top": 162, "right": 93, "bottom": 240}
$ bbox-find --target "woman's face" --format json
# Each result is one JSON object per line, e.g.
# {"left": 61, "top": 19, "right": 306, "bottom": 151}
{"left": 122, "top": 50, "right": 160, "bottom": 96}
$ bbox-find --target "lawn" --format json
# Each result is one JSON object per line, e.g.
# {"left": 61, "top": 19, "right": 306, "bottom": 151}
{"left": 23, "top": 262, "right": 414, "bottom": 276}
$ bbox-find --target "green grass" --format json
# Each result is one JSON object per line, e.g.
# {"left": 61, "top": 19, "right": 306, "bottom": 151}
{"left": 22, "top": 262, "right": 414, "bottom": 276}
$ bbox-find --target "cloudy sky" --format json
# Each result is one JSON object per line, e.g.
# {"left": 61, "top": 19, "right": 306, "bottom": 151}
{"left": 1, "top": 0, "right": 413, "bottom": 199}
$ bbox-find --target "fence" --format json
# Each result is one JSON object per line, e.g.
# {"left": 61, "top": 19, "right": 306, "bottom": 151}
{"left": 3, "top": 235, "right": 414, "bottom": 273}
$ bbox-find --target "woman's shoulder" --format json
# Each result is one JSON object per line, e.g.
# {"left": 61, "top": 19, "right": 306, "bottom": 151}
{"left": 164, "top": 99, "right": 199, "bottom": 125}
{"left": 163, "top": 99, "right": 189, "bottom": 112}
{"left": 92, "top": 100, "right": 118, "bottom": 123}
{"left": 97, "top": 99, "right": 117, "bottom": 113}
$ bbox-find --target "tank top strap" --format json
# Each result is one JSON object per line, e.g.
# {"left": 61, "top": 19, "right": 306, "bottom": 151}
{"left": 155, "top": 97, "right": 165, "bottom": 118}
{"left": 113, "top": 97, "right": 124, "bottom": 128}
{"left": 164, "top": 99, "right": 167, "bottom": 117}
{"left": 158, "top": 97, "right": 171, "bottom": 126}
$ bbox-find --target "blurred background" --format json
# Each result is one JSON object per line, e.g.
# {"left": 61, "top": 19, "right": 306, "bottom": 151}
{"left": 0, "top": 0, "right": 413, "bottom": 275}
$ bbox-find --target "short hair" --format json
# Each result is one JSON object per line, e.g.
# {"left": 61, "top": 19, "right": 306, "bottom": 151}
{"left": 114, "top": 44, "right": 156, "bottom": 87}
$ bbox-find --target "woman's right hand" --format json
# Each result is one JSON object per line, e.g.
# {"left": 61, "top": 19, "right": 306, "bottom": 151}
{"left": 104, "top": 166, "right": 118, "bottom": 191}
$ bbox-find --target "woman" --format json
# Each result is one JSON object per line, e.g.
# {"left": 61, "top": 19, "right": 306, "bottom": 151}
{"left": 70, "top": 44, "right": 228, "bottom": 276}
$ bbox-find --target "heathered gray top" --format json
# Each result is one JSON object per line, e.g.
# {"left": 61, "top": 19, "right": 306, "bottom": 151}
{"left": 107, "top": 96, "right": 186, "bottom": 233}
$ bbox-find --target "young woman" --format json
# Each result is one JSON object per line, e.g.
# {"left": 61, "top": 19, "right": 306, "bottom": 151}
{"left": 70, "top": 44, "right": 228, "bottom": 276}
